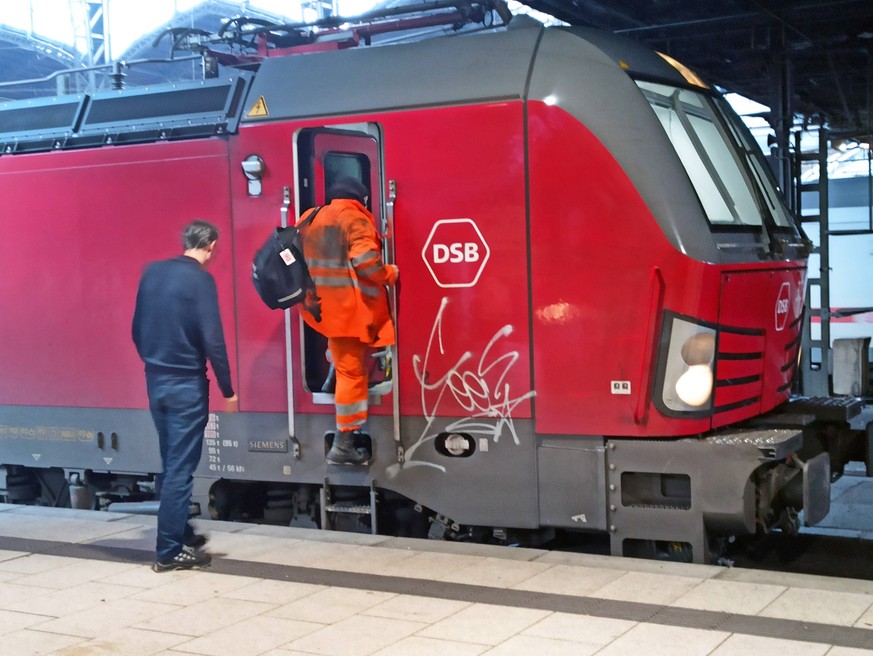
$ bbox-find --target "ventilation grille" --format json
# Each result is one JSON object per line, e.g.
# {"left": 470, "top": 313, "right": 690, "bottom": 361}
{"left": 0, "top": 73, "right": 252, "bottom": 154}
{"left": 713, "top": 326, "right": 765, "bottom": 415}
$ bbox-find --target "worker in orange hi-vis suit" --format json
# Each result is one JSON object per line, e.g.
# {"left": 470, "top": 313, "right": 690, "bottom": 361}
{"left": 297, "top": 176, "right": 399, "bottom": 466}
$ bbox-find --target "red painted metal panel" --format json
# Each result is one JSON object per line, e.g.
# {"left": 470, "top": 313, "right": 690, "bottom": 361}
{"left": 527, "top": 101, "right": 807, "bottom": 437}
{"left": 228, "top": 122, "right": 299, "bottom": 413}
{"left": 717, "top": 268, "right": 806, "bottom": 423}
{"left": 712, "top": 329, "right": 766, "bottom": 427}
{"left": 0, "top": 96, "right": 808, "bottom": 445}
{"left": 381, "top": 102, "right": 533, "bottom": 429}
{"left": 0, "top": 139, "right": 237, "bottom": 411}
{"left": 718, "top": 332, "right": 766, "bottom": 354}
{"left": 717, "top": 358, "right": 764, "bottom": 380}
{"left": 712, "top": 405, "right": 763, "bottom": 429}
{"left": 528, "top": 102, "right": 715, "bottom": 437}
{"left": 714, "top": 382, "right": 762, "bottom": 407}
{"left": 230, "top": 102, "right": 533, "bottom": 430}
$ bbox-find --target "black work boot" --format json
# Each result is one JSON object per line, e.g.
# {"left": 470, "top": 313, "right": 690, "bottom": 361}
{"left": 326, "top": 431, "right": 370, "bottom": 466}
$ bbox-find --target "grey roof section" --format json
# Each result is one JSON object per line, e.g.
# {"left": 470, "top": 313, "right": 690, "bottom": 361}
{"left": 528, "top": 26, "right": 719, "bottom": 261}
{"left": 240, "top": 18, "right": 692, "bottom": 123}
{"left": 240, "top": 23, "right": 543, "bottom": 121}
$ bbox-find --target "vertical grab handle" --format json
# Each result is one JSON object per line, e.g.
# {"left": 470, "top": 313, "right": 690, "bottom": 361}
{"left": 386, "top": 180, "right": 403, "bottom": 464}
{"left": 282, "top": 185, "right": 300, "bottom": 458}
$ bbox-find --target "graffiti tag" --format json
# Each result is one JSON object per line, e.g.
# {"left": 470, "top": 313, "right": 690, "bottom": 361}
{"left": 392, "top": 297, "right": 535, "bottom": 474}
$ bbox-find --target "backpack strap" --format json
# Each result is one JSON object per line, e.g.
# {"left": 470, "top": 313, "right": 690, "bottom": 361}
{"left": 276, "top": 205, "right": 322, "bottom": 249}
{"left": 298, "top": 205, "right": 323, "bottom": 229}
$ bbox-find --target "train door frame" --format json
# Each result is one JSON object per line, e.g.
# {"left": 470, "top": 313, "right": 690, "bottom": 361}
{"left": 291, "top": 123, "right": 401, "bottom": 459}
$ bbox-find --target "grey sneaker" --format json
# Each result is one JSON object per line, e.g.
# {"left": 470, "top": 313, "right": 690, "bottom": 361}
{"left": 152, "top": 545, "right": 212, "bottom": 573}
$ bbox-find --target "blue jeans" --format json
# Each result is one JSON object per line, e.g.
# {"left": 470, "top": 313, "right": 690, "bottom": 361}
{"left": 146, "top": 373, "right": 208, "bottom": 562}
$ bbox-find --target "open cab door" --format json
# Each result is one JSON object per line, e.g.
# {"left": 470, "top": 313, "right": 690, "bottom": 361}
{"left": 290, "top": 125, "right": 402, "bottom": 462}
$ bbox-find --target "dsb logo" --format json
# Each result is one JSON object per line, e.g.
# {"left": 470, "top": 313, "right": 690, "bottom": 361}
{"left": 432, "top": 242, "right": 481, "bottom": 263}
{"left": 422, "top": 218, "right": 490, "bottom": 288}
{"left": 774, "top": 281, "right": 791, "bottom": 332}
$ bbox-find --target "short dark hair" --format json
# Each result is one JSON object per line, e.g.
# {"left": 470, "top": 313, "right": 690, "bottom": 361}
{"left": 182, "top": 220, "right": 219, "bottom": 250}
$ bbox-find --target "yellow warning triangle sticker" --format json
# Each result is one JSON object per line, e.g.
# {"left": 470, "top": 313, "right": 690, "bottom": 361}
{"left": 246, "top": 96, "right": 269, "bottom": 118}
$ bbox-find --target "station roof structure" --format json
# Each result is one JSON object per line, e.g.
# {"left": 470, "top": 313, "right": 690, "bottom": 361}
{"left": 0, "top": 0, "right": 871, "bottom": 137}
{"left": 0, "top": 1, "right": 296, "bottom": 99}
{"left": 517, "top": 0, "right": 873, "bottom": 136}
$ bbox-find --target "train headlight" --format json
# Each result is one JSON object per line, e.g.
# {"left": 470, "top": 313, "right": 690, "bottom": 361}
{"left": 675, "top": 365, "right": 713, "bottom": 407}
{"left": 655, "top": 314, "right": 717, "bottom": 415}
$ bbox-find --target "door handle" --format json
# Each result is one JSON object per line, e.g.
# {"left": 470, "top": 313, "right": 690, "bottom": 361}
{"left": 386, "top": 179, "right": 396, "bottom": 230}
{"left": 280, "top": 186, "right": 291, "bottom": 228}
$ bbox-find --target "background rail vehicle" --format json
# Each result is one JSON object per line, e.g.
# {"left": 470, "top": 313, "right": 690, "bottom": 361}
{"left": 0, "top": 0, "right": 869, "bottom": 564}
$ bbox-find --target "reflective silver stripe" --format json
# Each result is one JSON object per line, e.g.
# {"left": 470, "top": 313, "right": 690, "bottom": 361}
{"left": 311, "top": 275, "right": 381, "bottom": 297}
{"left": 336, "top": 400, "right": 368, "bottom": 416}
{"left": 351, "top": 250, "right": 379, "bottom": 267}
{"left": 308, "top": 257, "right": 347, "bottom": 269}
{"left": 356, "top": 263, "right": 382, "bottom": 277}
{"left": 277, "top": 289, "right": 303, "bottom": 302}
{"left": 313, "top": 276, "right": 356, "bottom": 289}
{"left": 358, "top": 284, "right": 382, "bottom": 298}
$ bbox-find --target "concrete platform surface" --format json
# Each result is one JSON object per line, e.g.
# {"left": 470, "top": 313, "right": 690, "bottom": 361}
{"left": 0, "top": 504, "right": 872, "bottom": 655}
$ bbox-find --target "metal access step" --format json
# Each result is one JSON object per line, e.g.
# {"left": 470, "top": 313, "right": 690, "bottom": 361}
{"left": 786, "top": 396, "right": 864, "bottom": 422}
{"left": 320, "top": 478, "right": 378, "bottom": 534}
{"left": 706, "top": 427, "right": 803, "bottom": 460}
{"left": 324, "top": 503, "right": 372, "bottom": 514}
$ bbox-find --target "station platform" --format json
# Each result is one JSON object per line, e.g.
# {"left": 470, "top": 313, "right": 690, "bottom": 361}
{"left": 1, "top": 504, "right": 873, "bottom": 655}
{"left": 0, "top": 505, "right": 873, "bottom": 656}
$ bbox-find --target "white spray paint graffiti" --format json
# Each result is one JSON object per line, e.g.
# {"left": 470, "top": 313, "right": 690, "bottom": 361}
{"left": 389, "top": 297, "right": 535, "bottom": 475}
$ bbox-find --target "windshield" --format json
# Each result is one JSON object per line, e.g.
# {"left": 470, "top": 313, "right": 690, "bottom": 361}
{"left": 636, "top": 80, "right": 793, "bottom": 229}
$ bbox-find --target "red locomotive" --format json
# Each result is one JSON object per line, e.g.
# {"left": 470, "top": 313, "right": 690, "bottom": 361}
{"left": 0, "top": 1, "right": 851, "bottom": 562}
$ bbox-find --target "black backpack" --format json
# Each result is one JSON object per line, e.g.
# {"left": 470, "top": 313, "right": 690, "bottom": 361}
{"left": 252, "top": 206, "right": 322, "bottom": 321}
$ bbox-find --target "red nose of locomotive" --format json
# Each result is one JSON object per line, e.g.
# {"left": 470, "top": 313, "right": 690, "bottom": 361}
{"left": 713, "top": 268, "right": 806, "bottom": 426}
{"left": 653, "top": 267, "right": 806, "bottom": 429}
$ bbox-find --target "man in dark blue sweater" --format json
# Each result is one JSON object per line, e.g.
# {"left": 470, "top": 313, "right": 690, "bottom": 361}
{"left": 132, "top": 220, "right": 238, "bottom": 572}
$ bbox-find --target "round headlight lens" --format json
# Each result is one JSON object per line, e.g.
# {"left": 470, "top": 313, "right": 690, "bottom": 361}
{"left": 680, "top": 332, "right": 715, "bottom": 365}
{"left": 675, "top": 364, "right": 713, "bottom": 407}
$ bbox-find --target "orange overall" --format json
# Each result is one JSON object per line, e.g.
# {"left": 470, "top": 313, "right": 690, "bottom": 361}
{"left": 298, "top": 199, "right": 397, "bottom": 432}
